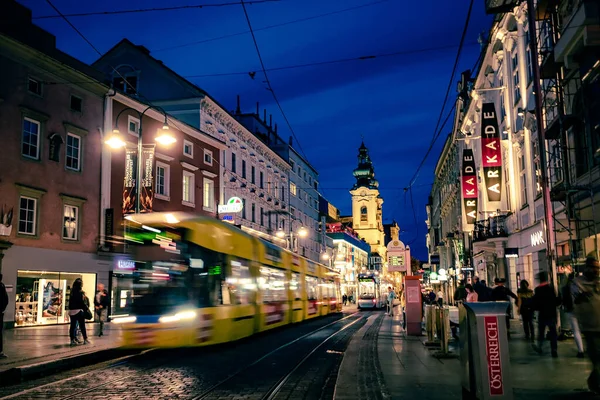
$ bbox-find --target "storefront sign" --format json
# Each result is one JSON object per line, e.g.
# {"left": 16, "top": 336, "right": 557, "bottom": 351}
{"left": 117, "top": 260, "right": 135, "bottom": 270}
{"left": 481, "top": 103, "right": 503, "bottom": 202}
{"left": 140, "top": 145, "right": 155, "bottom": 213}
{"left": 461, "top": 149, "right": 478, "bottom": 225}
{"left": 505, "top": 247, "right": 519, "bottom": 258}
{"left": 218, "top": 197, "right": 244, "bottom": 214}
{"left": 123, "top": 148, "right": 137, "bottom": 215}
{"left": 531, "top": 230, "right": 545, "bottom": 247}
{"left": 484, "top": 316, "right": 504, "bottom": 395}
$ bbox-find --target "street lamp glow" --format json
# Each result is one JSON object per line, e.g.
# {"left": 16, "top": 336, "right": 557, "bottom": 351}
{"left": 105, "top": 130, "right": 126, "bottom": 149}
{"left": 298, "top": 226, "right": 308, "bottom": 238}
{"left": 321, "top": 253, "right": 330, "bottom": 260}
{"left": 155, "top": 125, "right": 176, "bottom": 146}
{"left": 276, "top": 229, "right": 285, "bottom": 238}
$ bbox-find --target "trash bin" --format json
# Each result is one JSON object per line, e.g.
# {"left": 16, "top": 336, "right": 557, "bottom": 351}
{"left": 460, "top": 301, "right": 513, "bottom": 400}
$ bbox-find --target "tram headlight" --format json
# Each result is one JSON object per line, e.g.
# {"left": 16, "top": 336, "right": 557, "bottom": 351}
{"left": 111, "top": 316, "right": 137, "bottom": 324}
{"left": 159, "top": 310, "right": 197, "bottom": 323}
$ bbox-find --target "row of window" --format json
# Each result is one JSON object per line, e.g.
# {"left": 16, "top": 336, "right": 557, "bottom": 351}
{"left": 289, "top": 159, "right": 318, "bottom": 190}
{"left": 22, "top": 117, "right": 83, "bottom": 171}
{"left": 17, "top": 195, "right": 82, "bottom": 241}
{"left": 289, "top": 182, "right": 319, "bottom": 210}
{"left": 155, "top": 163, "right": 215, "bottom": 211}
{"left": 230, "top": 152, "right": 285, "bottom": 200}
{"left": 27, "top": 77, "right": 83, "bottom": 113}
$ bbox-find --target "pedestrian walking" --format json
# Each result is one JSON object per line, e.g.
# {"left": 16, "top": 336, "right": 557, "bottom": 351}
{"left": 454, "top": 281, "right": 468, "bottom": 305}
{"left": 473, "top": 277, "right": 492, "bottom": 302}
{"left": 437, "top": 289, "right": 444, "bottom": 307}
{"left": 342, "top": 293, "right": 348, "bottom": 306}
{"left": 572, "top": 256, "right": 600, "bottom": 394}
{"left": 517, "top": 280, "right": 535, "bottom": 341}
{"left": 68, "top": 278, "right": 90, "bottom": 346}
{"left": 465, "top": 284, "right": 478, "bottom": 302}
{"left": 532, "top": 271, "right": 560, "bottom": 357}
{"left": 562, "top": 273, "right": 584, "bottom": 357}
{"left": 0, "top": 273, "right": 8, "bottom": 358}
{"left": 94, "top": 283, "right": 109, "bottom": 337}
{"left": 387, "top": 286, "right": 396, "bottom": 317}
{"left": 491, "top": 278, "right": 518, "bottom": 332}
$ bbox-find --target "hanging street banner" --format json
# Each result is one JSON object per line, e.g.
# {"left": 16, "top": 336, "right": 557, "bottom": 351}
{"left": 481, "top": 103, "right": 503, "bottom": 202}
{"left": 461, "top": 149, "right": 478, "bottom": 225}
{"left": 140, "top": 145, "right": 155, "bottom": 213}
{"left": 123, "top": 147, "right": 137, "bottom": 215}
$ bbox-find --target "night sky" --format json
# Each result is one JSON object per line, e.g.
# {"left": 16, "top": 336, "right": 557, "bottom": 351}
{"left": 19, "top": 0, "right": 493, "bottom": 260}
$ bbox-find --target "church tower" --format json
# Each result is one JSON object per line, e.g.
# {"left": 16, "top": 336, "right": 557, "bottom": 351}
{"left": 350, "top": 141, "right": 386, "bottom": 261}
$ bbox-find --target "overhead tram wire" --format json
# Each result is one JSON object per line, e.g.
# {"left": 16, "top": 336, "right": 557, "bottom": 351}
{"left": 406, "top": 0, "right": 475, "bottom": 190}
{"left": 34, "top": 0, "right": 282, "bottom": 19}
{"left": 239, "top": 0, "right": 309, "bottom": 164}
{"left": 152, "top": 0, "right": 394, "bottom": 53}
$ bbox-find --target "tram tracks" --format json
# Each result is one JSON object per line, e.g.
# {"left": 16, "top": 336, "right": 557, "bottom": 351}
{"left": 0, "top": 312, "right": 364, "bottom": 400}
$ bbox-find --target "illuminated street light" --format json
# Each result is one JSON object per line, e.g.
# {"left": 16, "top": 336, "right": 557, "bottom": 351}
{"left": 298, "top": 226, "right": 308, "bottom": 238}
{"left": 276, "top": 229, "right": 285, "bottom": 238}
{"left": 155, "top": 124, "right": 176, "bottom": 145}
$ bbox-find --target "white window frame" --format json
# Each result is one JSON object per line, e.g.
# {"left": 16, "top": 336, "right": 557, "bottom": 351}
{"left": 70, "top": 94, "right": 83, "bottom": 113}
{"left": 27, "top": 77, "right": 42, "bottom": 96}
{"left": 22, "top": 117, "right": 41, "bottom": 160}
{"left": 183, "top": 139, "right": 194, "bottom": 158}
{"left": 128, "top": 116, "right": 140, "bottom": 137}
{"left": 65, "top": 133, "right": 82, "bottom": 171}
{"left": 203, "top": 178, "right": 215, "bottom": 212}
{"left": 203, "top": 149, "right": 213, "bottom": 166}
{"left": 519, "top": 152, "right": 528, "bottom": 206}
{"left": 62, "top": 204, "right": 79, "bottom": 241}
{"left": 155, "top": 161, "right": 170, "bottom": 200}
{"left": 182, "top": 170, "right": 195, "bottom": 207}
{"left": 290, "top": 182, "right": 297, "bottom": 196}
{"left": 18, "top": 196, "right": 37, "bottom": 235}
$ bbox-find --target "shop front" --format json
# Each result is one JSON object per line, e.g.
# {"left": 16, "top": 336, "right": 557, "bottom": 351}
{"left": 505, "top": 220, "right": 548, "bottom": 289}
{"left": 15, "top": 271, "right": 96, "bottom": 327}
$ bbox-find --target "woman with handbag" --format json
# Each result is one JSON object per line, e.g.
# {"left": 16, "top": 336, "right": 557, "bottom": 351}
{"left": 68, "top": 278, "right": 91, "bottom": 346}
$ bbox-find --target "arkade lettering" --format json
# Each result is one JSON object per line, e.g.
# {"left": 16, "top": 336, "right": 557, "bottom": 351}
{"left": 485, "top": 316, "right": 504, "bottom": 395}
{"left": 467, "top": 210, "right": 477, "bottom": 219}
{"left": 466, "top": 200, "right": 476, "bottom": 206}
{"left": 488, "top": 183, "right": 500, "bottom": 193}
{"left": 487, "top": 170, "right": 499, "bottom": 178}
{"left": 465, "top": 166, "right": 474, "bottom": 173}
{"left": 486, "top": 154, "right": 499, "bottom": 164}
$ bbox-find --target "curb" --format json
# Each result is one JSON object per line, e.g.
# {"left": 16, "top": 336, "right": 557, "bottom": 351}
{"left": 0, "top": 347, "right": 140, "bottom": 386}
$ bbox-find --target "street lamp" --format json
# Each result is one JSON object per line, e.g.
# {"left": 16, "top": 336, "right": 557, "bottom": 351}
{"left": 105, "top": 105, "right": 175, "bottom": 214}
{"left": 275, "top": 219, "right": 308, "bottom": 254}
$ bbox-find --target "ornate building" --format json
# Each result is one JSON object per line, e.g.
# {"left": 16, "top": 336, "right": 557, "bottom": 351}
{"left": 349, "top": 142, "right": 386, "bottom": 265}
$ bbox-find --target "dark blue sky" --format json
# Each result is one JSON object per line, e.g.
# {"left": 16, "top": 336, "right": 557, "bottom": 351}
{"left": 20, "top": 0, "right": 493, "bottom": 260}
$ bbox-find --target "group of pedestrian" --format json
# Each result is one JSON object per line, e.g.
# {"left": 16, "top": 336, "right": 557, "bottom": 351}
{"left": 0, "top": 274, "right": 110, "bottom": 356}
{"left": 342, "top": 293, "right": 354, "bottom": 306}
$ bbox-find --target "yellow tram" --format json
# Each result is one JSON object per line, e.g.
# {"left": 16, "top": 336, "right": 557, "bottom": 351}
{"left": 111, "top": 212, "right": 342, "bottom": 348}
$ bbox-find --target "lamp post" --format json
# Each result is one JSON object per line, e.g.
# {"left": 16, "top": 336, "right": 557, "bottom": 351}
{"left": 276, "top": 217, "right": 307, "bottom": 253}
{"left": 105, "top": 105, "right": 175, "bottom": 214}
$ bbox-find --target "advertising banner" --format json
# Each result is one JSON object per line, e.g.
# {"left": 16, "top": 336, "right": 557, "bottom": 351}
{"left": 461, "top": 149, "right": 478, "bottom": 225}
{"left": 122, "top": 147, "right": 137, "bottom": 215}
{"left": 140, "top": 145, "right": 155, "bottom": 213}
{"left": 481, "top": 103, "right": 503, "bottom": 202}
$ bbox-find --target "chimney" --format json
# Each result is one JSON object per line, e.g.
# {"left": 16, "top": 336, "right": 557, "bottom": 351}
{"left": 236, "top": 95, "right": 241, "bottom": 114}
{"left": 289, "top": 136, "right": 293, "bottom": 146}
{"left": 274, "top": 123, "right": 278, "bottom": 134}
{"left": 256, "top": 102, "right": 259, "bottom": 115}
{"left": 269, "top": 114, "right": 272, "bottom": 128}
{"left": 263, "top": 109, "right": 267, "bottom": 123}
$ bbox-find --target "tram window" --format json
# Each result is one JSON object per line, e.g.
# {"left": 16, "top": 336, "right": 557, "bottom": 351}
{"left": 188, "top": 244, "right": 225, "bottom": 307}
{"left": 259, "top": 266, "right": 287, "bottom": 303}
{"left": 225, "top": 259, "right": 255, "bottom": 305}
{"left": 306, "top": 276, "right": 318, "bottom": 300}
{"left": 290, "top": 272, "right": 302, "bottom": 300}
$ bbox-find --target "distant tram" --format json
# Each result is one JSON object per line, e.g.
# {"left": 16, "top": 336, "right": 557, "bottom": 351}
{"left": 110, "top": 212, "right": 341, "bottom": 348}
{"left": 356, "top": 273, "right": 386, "bottom": 309}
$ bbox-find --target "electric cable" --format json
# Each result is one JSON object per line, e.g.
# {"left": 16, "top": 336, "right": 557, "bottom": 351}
{"left": 34, "top": 0, "right": 282, "bottom": 19}
{"left": 152, "top": 0, "right": 394, "bottom": 53}
{"left": 239, "top": 0, "right": 309, "bottom": 164}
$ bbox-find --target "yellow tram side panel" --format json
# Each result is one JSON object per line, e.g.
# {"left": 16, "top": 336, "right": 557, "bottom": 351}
{"left": 120, "top": 304, "right": 256, "bottom": 349}
{"left": 255, "top": 241, "right": 291, "bottom": 332}
{"left": 304, "top": 259, "right": 320, "bottom": 321}
{"left": 288, "top": 252, "right": 305, "bottom": 323}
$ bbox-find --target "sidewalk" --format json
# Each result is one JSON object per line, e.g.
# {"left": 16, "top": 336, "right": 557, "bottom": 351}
{"left": 0, "top": 323, "right": 125, "bottom": 384}
{"left": 377, "top": 312, "right": 594, "bottom": 400}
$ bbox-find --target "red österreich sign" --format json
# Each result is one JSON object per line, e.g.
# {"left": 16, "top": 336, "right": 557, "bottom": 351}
{"left": 484, "top": 316, "right": 503, "bottom": 395}
{"left": 461, "top": 149, "right": 478, "bottom": 225}
{"left": 481, "top": 103, "right": 503, "bottom": 202}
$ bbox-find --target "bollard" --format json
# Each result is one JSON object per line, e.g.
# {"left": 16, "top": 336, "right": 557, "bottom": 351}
{"left": 460, "top": 302, "right": 513, "bottom": 400}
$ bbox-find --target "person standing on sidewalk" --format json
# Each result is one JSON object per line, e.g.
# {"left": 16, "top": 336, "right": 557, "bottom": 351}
{"left": 68, "top": 278, "right": 90, "bottom": 346}
{"left": 572, "top": 256, "right": 600, "bottom": 394}
{"left": 94, "top": 283, "right": 109, "bottom": 337}
{"left": 562, "top": 273, "right": 584, "bottom": 358}
{"left": 387, "top": 286, "right": 396, "bottom": 317}
{"left": 465, "top": 284, "right": 478, "bottom": 302}
{"left": 454, "top": 281, "right": 467, "bottom": 305}
{"left": 0, "top": 273, "right": 8, "bottom": 358}
{"left": 491, "top": 278, "right": 518, "bottom": 333}
{"left": 517, "top": 280, "right": 535, "bottom": 341}
{"left": 532, "top": 271, "right": 560, "bottom": 358}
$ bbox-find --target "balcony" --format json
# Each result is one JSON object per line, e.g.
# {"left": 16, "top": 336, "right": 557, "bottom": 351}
{"left": 473, "top": 215, "right": 509, "bottom": 243}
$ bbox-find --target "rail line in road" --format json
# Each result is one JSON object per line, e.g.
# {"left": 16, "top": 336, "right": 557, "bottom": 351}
{"left": 1, "top": 312, "right": 362, "bottom": 400}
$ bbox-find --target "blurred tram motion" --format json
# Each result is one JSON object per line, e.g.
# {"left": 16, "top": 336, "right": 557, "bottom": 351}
{"left": 110, "top": 212, "right": 341, "bottom": 348}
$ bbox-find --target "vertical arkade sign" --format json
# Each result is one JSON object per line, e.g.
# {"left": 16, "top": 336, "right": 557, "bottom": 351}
{"left": 481, "top": 103, "right": 503, "bottom": 202}
{"left": 461, "top": 149, "right": 478, "bottom": 225}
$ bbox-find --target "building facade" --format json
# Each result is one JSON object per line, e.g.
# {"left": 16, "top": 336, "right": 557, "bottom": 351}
{"left": 93, "top": 40, "right": 292, "bottom": 250}
{"left": 326, "top": 224, "right": 370, "bottom": 299}
{"left": 0, "top": 1, "right": 110, "bottom": 328}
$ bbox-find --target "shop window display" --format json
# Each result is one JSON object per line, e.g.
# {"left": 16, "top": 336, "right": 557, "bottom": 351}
{"left": 15, "top": 271, "right": 96, "bottom": 327}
